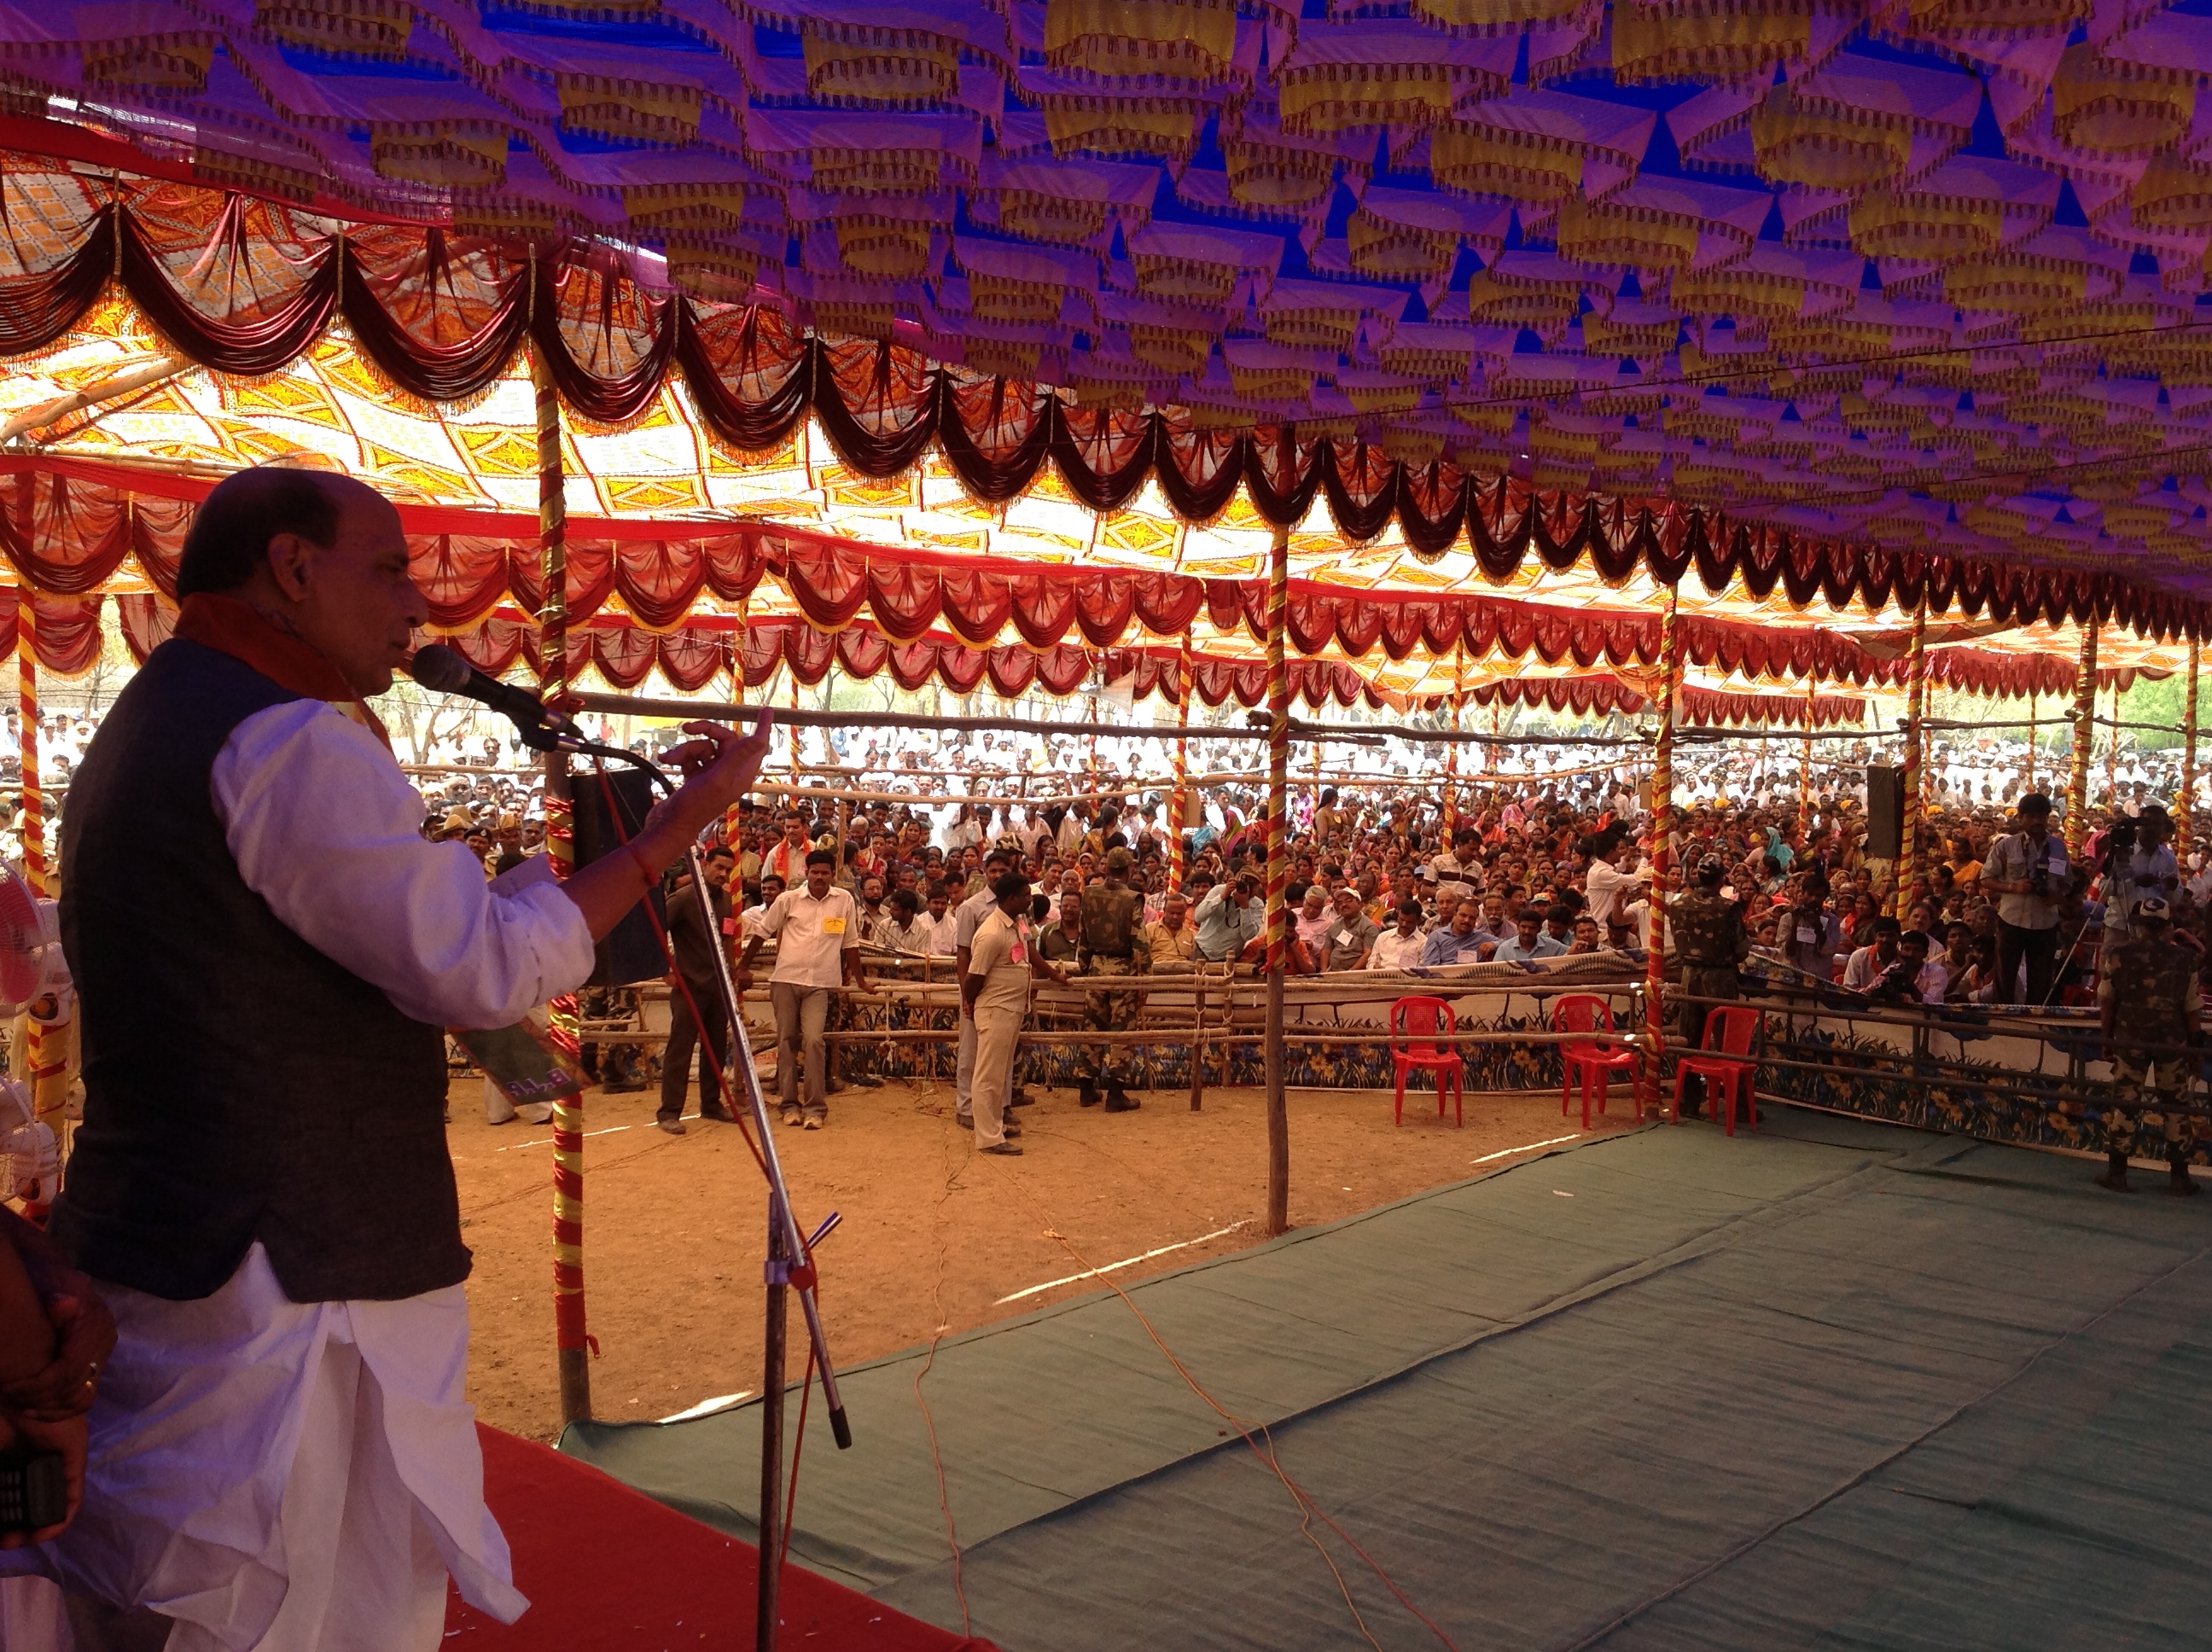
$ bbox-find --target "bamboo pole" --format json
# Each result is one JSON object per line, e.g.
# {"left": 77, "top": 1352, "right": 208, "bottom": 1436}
{"left": 1190, "top": 974, "right": 1205, "bottom": 1112}
{"left": 2180, "top": 634, "right": 2200, "bottom": 842}
{"left": 1640, "top": 585, "right": 1679, "bottom": 1118}
{"left": 1895, "top": 597, "right": 1928, "bottom": 920}
{"left": 2065, "top": 620, "right": 2098, "bottom": 858}
{"left": 532, "top": 344, "right": 591, "bottom": 1428}
{"left": 1263, "top": 522, "right": 1291, "bottom": 1236}
{"left": 2025, "top": 689, "right": 2037, "bottom": 797}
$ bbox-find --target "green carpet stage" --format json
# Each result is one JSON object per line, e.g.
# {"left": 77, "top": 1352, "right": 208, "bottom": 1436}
{"left": 562, "top": 1112, "right": 2212, "bottom": 1649}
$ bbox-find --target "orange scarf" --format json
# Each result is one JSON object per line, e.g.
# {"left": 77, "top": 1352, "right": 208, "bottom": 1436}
{"left": 173, "top": 592, "right": 393, "bottom": 750}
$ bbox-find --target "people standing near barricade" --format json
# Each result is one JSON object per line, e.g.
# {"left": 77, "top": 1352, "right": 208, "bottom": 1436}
{"left": 963, "top": 874, "right": 1073, "bottom": 1156}
{"left": 1078, "top": 847, "right": 1150, "bottom": 1110}
{"left": 1780, "top": 874, "right": 1843, "bottom": 982}
{"left": 1980, "top": 794, "right": 2068, "bottom": 1003}
{"left": 1668, "top": 856, "right": 1748, "bottom": 1119}
{"left": 2103, "top": 805, "right": 2179, "bottom": 946}
{"left": 738, "top": 847, "right": 861, "bottom": 1129}
{"left": 656, "top": 841, "right": 738, "bottom": 1136}
{"left": 2094, "top": 896, "right": 2201, "bottom": 1195}
{"left": 952, "top": 846, "right": 1018, "bottom": 1132}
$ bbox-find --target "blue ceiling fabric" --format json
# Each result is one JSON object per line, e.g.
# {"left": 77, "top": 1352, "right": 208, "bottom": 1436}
{"left": 3, "top": 0, "right": 2212, "bottom": 630}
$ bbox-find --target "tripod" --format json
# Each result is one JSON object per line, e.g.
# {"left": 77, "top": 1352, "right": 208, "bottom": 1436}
{"left": 532, "top": 719, "right": 852, "bottom": 1652}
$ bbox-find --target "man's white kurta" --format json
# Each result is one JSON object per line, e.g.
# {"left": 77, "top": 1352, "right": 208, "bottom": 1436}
{"left": 2, "top": 698, "right": 596, "bottom": 1649}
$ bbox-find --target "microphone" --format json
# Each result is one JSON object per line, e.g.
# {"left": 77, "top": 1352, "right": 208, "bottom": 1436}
{"left": 408, "top": 644, "right": 570, "bottom": 749}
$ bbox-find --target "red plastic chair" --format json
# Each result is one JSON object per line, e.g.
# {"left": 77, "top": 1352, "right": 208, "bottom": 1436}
{"left": 1553, "top": 994, "right": 1637, "bottom": 1129}
{"left": 1390, "top": 997, "right": 1464, "bottom": 1127}
{"left": 1675, "top": 1005, "right": 1763, "bottom": 1134}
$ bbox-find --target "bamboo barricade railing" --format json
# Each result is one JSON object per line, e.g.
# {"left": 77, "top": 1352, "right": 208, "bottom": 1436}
{"left": 1660, "top": 987, "right": 2212, "bottom": 1122}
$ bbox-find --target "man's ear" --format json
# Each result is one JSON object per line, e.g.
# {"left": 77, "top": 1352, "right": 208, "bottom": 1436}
{"left": 263, "top": 531, "right": 317, "bottom": 602}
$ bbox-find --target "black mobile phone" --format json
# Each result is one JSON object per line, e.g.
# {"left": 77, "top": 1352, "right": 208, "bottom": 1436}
{"left": 0, "top": 1451, "right": 67, "bottom": 1534}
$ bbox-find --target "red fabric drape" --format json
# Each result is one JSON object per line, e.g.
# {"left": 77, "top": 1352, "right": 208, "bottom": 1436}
{"left": 0, "top": 155, "right": 2196, "bottom": 641}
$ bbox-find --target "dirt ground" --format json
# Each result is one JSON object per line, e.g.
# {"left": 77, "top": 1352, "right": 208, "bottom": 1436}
{"left": 451, "top": 1070, "right": 1636, "bottom": 1441}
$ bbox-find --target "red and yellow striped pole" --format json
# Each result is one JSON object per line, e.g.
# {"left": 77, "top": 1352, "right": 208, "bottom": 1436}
{"left": 2104, "top": 678, "right": 2120, "bottom": 813}
{"left": 1169, "top": 626, "right": 1192, "bottom": 889}
{"left": 2065, "top": 620, "right": 2098, "bottom": 859}
{"left": 719, "top": 620, "right": 746, "bottom": 851}
{"left": 15, "top": 592, "right": 44, "bottom": 903}
{"left": 12, "top": 589, "right": 63, "bottom": 1165}
{"left": 2180, "top": 632, "right": 2200, "bottom": 844}
{"left": 1641, "top": 585, "right": 1679, "bottom": 1118}
{"left": 1262, "top": 521, "right": 1291, "bottom": 1237}
{"left": 1798, "top": 669, "right": 1817, "bottom": 839}
{"left": 533, "top": 345, "right": 591, "bottom": 1426}
{"left": 1442, "top": 644, "right": 1463, "bottom": 841}
{"left": 1895, "top": 597, "right": 1928, "bottom": 920}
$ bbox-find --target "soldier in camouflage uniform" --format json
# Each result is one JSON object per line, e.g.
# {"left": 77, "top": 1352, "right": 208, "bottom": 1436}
{"left": 1078, "top": 847, "right": 1150, "bottom": 1112}
{"left": 2094, "top": 896, "right": 2201, "bottom": 1195}
{"left": 1667, "top": 856, "right": 1748, "bottom": 1120}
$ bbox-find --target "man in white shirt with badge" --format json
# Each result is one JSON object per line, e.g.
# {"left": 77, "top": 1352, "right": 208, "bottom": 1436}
{"left": 951, "top": 848, "right": 1016, "bottom": 1130}
{"left": 962, "top": 874, "right": 1071, "bottom": 1155}
{"left": 739, "top": 847, "right": 862, "bottom": 1128}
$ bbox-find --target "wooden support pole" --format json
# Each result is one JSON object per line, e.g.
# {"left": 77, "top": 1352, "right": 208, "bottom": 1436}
{"left": 1896, "top": 597, "right": 1928, "bottom": 920}
{"left": 1263, "top": 522, "right": 1291, "bottom": 1237}
{"left": 533, "top": 344, "right": 590, "bottom": 1428}
{"left": 1640, "top": 585, "right": 1679, "bottom": 1118}
{"left": 2025, "top": 689, "right": 2037, "bottom": 797}
{"left": 2065, "top": 620, "right": 2098, "bottom": 859}
{"left": 2181, "top": 634, "right": 2201, "bottom": 842}
{"left": 1189, "top": 974, "right": 1205, "bottom": 1113}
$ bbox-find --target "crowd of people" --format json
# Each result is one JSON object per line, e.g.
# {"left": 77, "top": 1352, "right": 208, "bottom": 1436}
{"left": 9, "top": 690, "right": 2212, "bottom": 1155}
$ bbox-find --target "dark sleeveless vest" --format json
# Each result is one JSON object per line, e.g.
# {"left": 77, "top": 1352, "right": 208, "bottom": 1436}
{"left": 53, "top": 638, "right": 465, "bottom": 1301}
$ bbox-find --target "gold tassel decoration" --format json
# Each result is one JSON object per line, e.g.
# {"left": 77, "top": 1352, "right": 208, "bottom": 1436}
{"left": 1042, "top": 0, "right": 1237, "bottom": 85}
{"left": 2051, "top": 43, "right": 2196, "bottom": 157}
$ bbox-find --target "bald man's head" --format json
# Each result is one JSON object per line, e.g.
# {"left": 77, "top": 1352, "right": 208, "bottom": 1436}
{"left": 179, "top": 467, "right": 395, "bottom": 599}
{"left": 179, "top": 466, "right": 423, "bottom": 696}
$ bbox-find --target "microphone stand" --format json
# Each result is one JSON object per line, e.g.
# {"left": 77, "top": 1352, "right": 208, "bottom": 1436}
{"left": 514, "top": 713, "right": 851, "bottom": 1652}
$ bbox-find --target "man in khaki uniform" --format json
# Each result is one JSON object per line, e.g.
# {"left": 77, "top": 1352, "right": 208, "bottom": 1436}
{"left": 2094, "top": 895, "right": 2201, "bottom": 1195}
{"left": 963, "top": 874, "right": 1068, "bottom": 1155}
{"left": 1079, "top": 848, "right": 1150, "bottom": 1112}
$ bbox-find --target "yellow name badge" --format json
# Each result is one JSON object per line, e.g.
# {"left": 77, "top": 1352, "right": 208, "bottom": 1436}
{"left": 822, "top": 916, "right": 847, "bottom": 934}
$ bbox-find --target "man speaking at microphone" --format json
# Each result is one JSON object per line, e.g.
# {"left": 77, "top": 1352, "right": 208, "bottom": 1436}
{"left": 4, "top": 467, "right": 770, "bottom": 1649}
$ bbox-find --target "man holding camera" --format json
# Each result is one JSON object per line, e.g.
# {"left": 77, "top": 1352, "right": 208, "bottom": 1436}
{"left": 1979, "top": 793, "right": 2068, "bottom": 1003}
